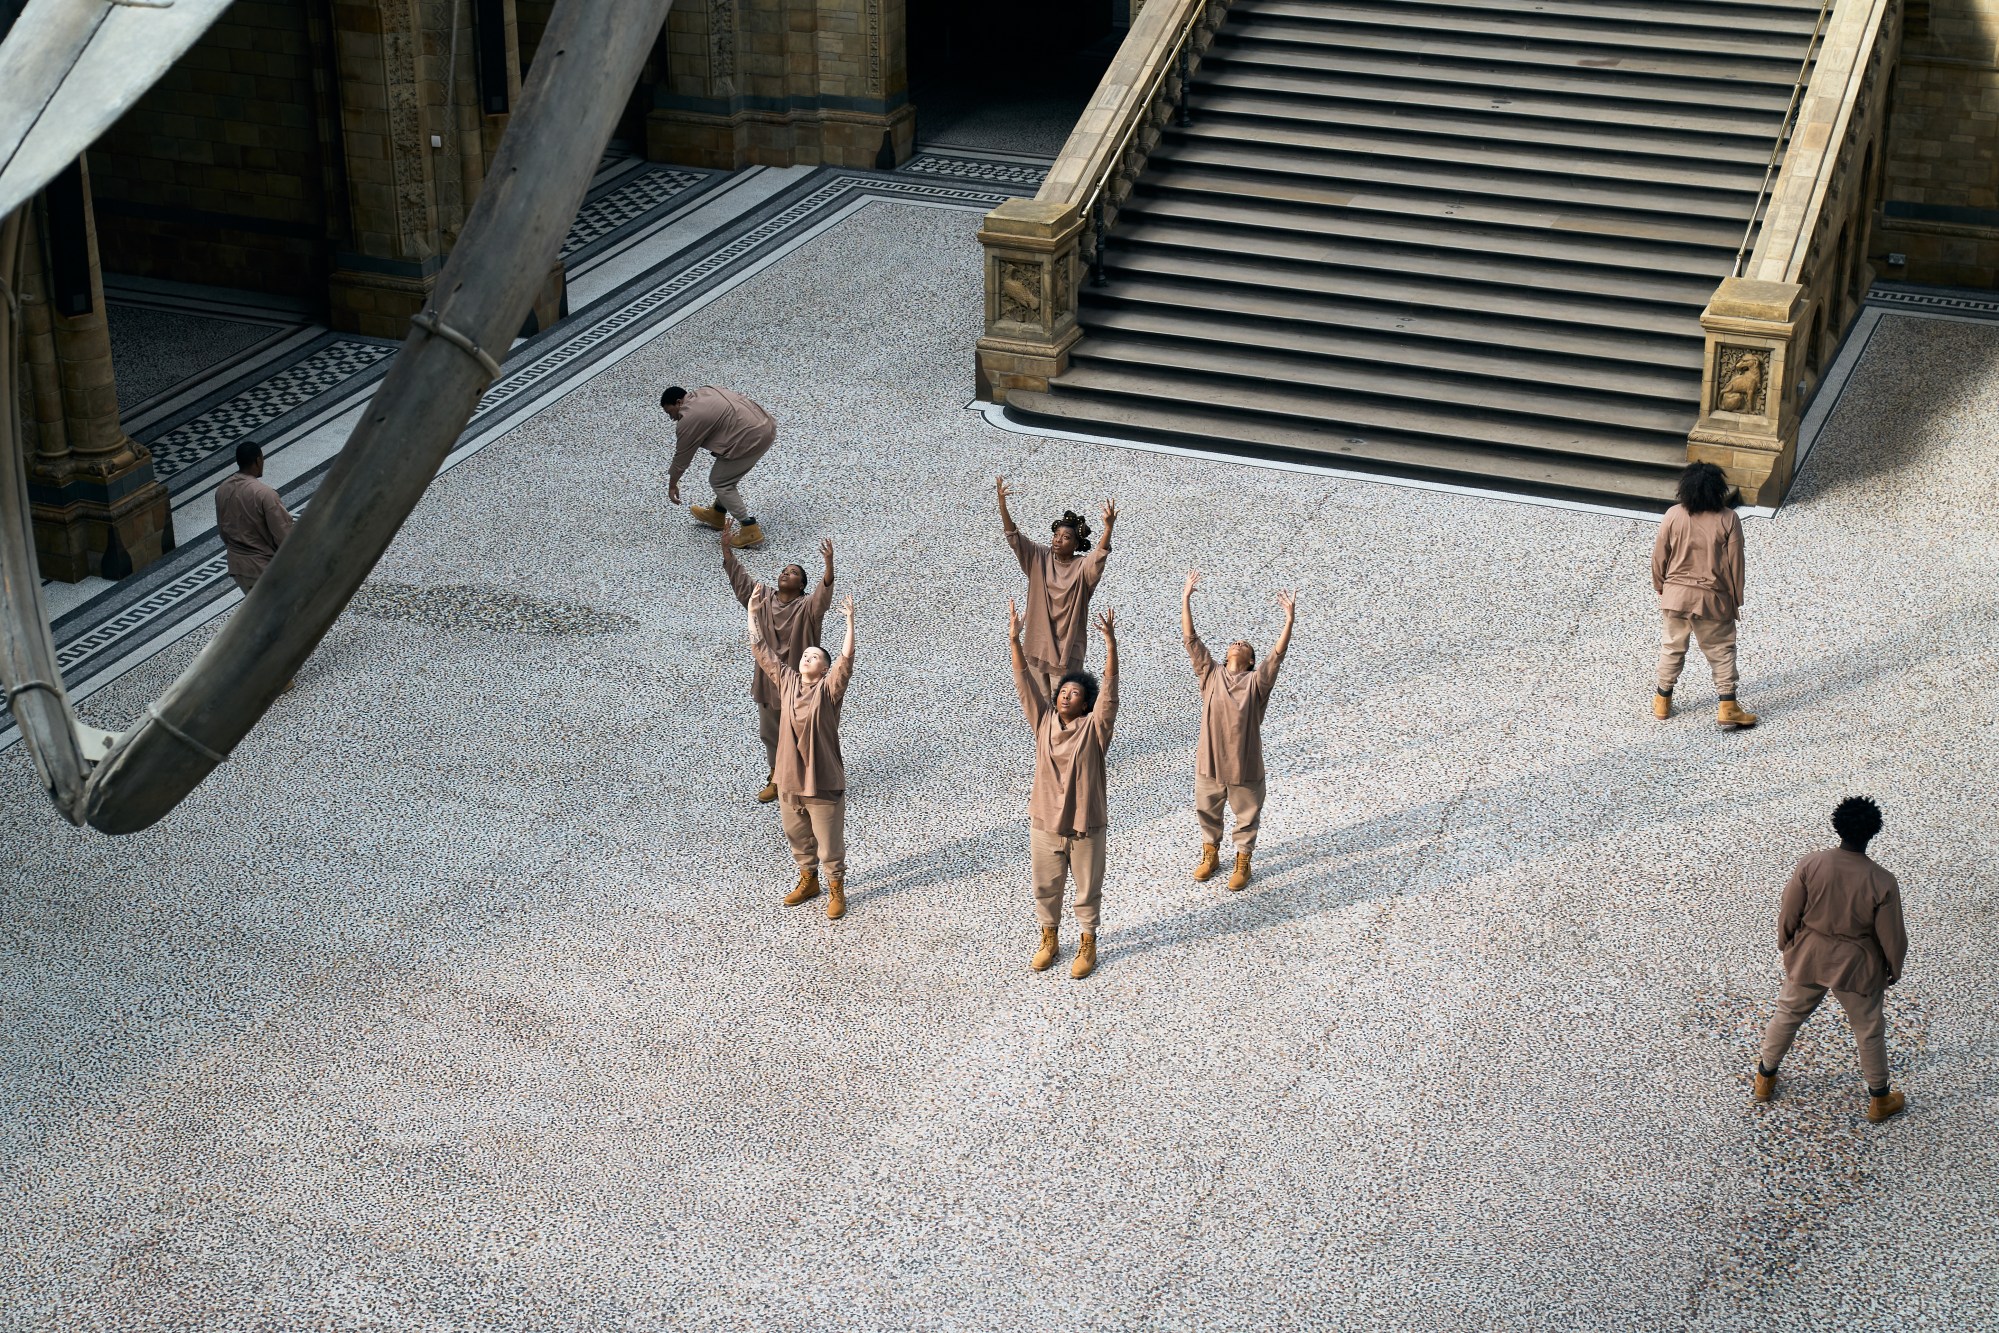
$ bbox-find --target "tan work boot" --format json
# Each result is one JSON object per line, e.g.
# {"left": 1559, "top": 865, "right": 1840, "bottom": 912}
{"left": 1866, "top": 1089, "right": 1906, "bottom": 1123}
{"left": 1717, "top": 699, "right": 1759, "bottom": 729}
{"left": 688, "top": 503, "right": 726, "bottom": 530}
{"left": 1070, "top": 933, "right": 1097, "bottom": 980}
{"left": 756, "top": 779, "right": 778, "bottom": 804}
{"left": 1753, "top": 1067, "right": 1776, "bottom": 1101}
{"left": 1192, "top": 842, "right": 1220, "bottom": 882}
{"left": 1031, "top": 927, "right": 1059, "bottom": 972}
{"left": 727, "top": 521, "right": 765, "bottom": 549}
{"left": 826, "top": 878, "right": 846, "bottom": 920}
{"left": 1227, "top": 852, "right": 1252, "bottom": 891}
{"left": 1652, "top": 690, "right": 1671, "bottom": 720}
{"left": 783, "top": 867, "right": 820, "bottom": 906}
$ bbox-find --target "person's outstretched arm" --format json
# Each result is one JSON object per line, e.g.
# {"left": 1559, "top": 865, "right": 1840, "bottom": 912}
{"left": 1182, "top": 569, "right": 1211, "bottom": 677}
{"left": 746, "top": 584, "right": 782, "bottom": 688}
{"left": 828, "top": 594, "right": 857, "bottom": 699}
{"left": 1098, "top": 497, "right": 1119, "bottom": 554}
{"left": 810, "top": 537, "right": 837, "bottom": 613}
{"left": 1094, "top": 607, "right": 1119, "bottom": 744}
{"left": 1270, "top": 590, "right": 1297, "bottom": 664}
{"left": 1009, "top": 597, "right": 1044, "bottom": 727}
{"left": 997, "top": 475, "right": 1017, "bottom": 541}
{"left": 721, "top": 521, "right": 755, "bottom": 606}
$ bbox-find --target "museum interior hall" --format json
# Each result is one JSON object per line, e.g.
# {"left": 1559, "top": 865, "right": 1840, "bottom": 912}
{"left": 2, "top": 0, "right": 1998, "bottom": 1328}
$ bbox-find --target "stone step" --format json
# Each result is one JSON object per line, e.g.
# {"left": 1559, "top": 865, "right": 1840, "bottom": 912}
{"left": 1069, "top": 331, "right": 1698, "bottom": 437}
{"left": 1078, "top": 281, "right": 1702, "bottom": 386}
{"left": 1004, "top": 381, "right": 1686, "bottom": 508}
{"left": 1236, "top": 0, "right": 1825, "bottom": 42}
{"left": 1183, "top": 91, "right": 1779, "bottom": 173}
{"left": 1105, "top": 222, "right": 1710, "bottom": 334}
{"left": 1151, "top": 133, "right": 1762, "bottom": 219}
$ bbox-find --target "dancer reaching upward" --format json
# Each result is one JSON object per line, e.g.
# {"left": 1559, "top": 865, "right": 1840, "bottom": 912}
{"left": 997, "top": 475, "right": 1116, "bottom": 703}
{"left": 749, "top": 584, "right": 856, "bottom": 921}
{"left": 1182, "top": 571, "right": 1295, "bottom": 891}
{"left": 1011, "top": 599, "right": 1119, "bottom": 980}
{"left": 721, "top": 519, "right": 832, "bottom": 802}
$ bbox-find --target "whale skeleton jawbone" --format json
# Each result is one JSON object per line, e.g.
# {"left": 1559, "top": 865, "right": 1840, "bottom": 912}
{"left": 0, "top": 0, "right": 676, "bottom": 832}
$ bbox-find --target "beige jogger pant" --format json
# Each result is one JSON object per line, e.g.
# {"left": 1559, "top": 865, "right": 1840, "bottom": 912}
{"left": 1030, "top": 827, "right": 1104, "bottom": 934}
{"left": 1657, "top": 611, "right": 1739, "bottom": 696}
{"left": 781, "top": 793, "right": 846, "bottom": 879}
{"left": 1196, "top": 776, "right": 1266, "bottom": 855}
{"left": 707, "top": 434, "right": 775, "bottom": 521}
{"left": 758, "top": 703, "right": 779, "bottom": 776}
{"left": 1758, "top": 976, "right": 1890, "bottom": 1090}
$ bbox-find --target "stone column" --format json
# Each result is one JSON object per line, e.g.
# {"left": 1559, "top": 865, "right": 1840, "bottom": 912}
{"left": 18, "top": 163, "right": 173, "bottom": 582}
{"left": 974, "top": 200, "right": 1083, "bottom": 401}
{"left": 1688, "top": 278, "right": 1810, "bottom": 507}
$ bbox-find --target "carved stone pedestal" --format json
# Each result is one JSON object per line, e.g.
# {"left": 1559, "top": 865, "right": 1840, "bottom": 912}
{"left": 974, "top": 201, "right": 1084, "bottom": 401}
{"left": 1689, "top": 278, "right": 1810, "bottom": 507}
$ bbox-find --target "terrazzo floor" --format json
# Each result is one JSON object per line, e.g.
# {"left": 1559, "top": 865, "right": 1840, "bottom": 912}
{"left": 105, "top": 304, "right": 277, "bottom": 412}
{"left": 4, "top": 201, "right": 1998, "bottom": 1330}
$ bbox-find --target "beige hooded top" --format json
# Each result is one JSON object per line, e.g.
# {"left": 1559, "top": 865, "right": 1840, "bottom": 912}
{"left": 1777, "top": 847, "right": 1908, "bottom": 994}
{"left": 1186, "top": 634, "right": 1282, "bottom": 785}
{"left": 724, "top": 543, "right": 830, "bottom": 710}
{"left": 668, "top": 387, "right": 776, "bottom": 481}
{"left": 1013, "top": 651, "right": 1119, "bottom": 836}
{"left": 750, "top": 610, "right": 851, "bottom": 799}
{"left": 1009, "top": 530, "right": 1109, "bottom": 676}
{"left": 214, "top": 472, "right": 295, "bottom": 586}
{"left": 1651, "top": 504, "right": 1745, "bottom": 621}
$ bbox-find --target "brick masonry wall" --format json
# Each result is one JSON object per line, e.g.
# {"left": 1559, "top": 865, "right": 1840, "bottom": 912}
{"left": 90, "top": 0, "right": 333, "bottom": 301}
{"left": 1882, "top": 0, "right": 1999, "bottom": 287}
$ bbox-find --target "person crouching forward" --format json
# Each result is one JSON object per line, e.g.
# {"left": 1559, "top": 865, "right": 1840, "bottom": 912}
{"left": 1182, "top": 570, "right": 1295, "bottom": 891}
{"left": 749, "top": 584, "right": 856, "bottom": 920}
{"left": 1651, "top": 460, "right": 1757, "bottom": 728}
{"left": 1754, "top": 796, "right": 1909, "bottom": 1123}
{"left": 1010, "top": 599, "right": 1119, "bottom": 980}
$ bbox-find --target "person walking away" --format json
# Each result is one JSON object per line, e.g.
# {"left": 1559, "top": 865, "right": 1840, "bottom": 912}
{"left": 215, "top": 441, "right": 294, "bottom": 594}
{"left": 721, "top": 521, "right": 833, "bottom": 802}
{"left": 1652, "top": 460, "right": 1756, "bottom": 728}
{"left": 1754, "top": 796, "right": 1909, "bottom": 1123}
{"left": 1182, "top": 571, "right": 1295, "bottom": 891}
{"left": 749, "top": 584, "right": 857, "bottom": 920}
{"left": 1010, "top": 600, "right": 1119, "bottom": 980}
{"left": 997, "top": 475, "right": 1115, "bottom": 703}
{"left": 664, "top": 384, "right": 777, "bottom": 548}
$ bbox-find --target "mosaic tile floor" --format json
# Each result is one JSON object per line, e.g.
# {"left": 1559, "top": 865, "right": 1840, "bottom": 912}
{"left": 4, "top": 185, "right": 1998, "bottom": 1328}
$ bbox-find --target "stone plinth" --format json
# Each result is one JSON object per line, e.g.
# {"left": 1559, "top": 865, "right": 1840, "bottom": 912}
{"left": 1689, "top": 279, "right": 1810, "bottom": 507}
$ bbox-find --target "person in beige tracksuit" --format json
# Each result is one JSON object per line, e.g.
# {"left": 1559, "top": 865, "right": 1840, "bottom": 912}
{"left": 1010, "top": 599, "right": 1118, "bottom": 980}
{"left": 664, "top": 384, "right": 777, "bottom": 548}
{"left": 721, "top": 521, "right": 833, "bottom": 803}
{"left": 1182, "top": 571, "right": 1295, "bottom": 892}
{"left": 748, "top": 583, "right": 856, "bottom": 921}
{"left": 214, "top": 441, "right": 294, "bottom": 594}
{"left": 1755, "top": 796, "right": 1909, "bottom": 1123}
{"left": 997, "top": 475, "right": 1116, "bottom": 704}
{"left": 1651, "top": 461, "right": 1757, "bottom": 728}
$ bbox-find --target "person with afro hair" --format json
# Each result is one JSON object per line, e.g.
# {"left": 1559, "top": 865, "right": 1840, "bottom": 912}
{"left": 996, "top": 475, "right": 1117, "bottom": 705}
{"left": 1754, "top": 796, "right": 1910, "bottom": 1122}
{"left": 1651, "top": 461, "right": 1757, "bottom": 728}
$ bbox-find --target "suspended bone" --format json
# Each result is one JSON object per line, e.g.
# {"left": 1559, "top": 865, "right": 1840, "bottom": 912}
{"left": 0, "top": 0, "right": 675, "bottom": 831}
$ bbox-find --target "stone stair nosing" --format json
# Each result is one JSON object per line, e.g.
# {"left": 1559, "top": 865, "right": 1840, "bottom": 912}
{"left": 1237, "top": 0, "right": 1827, "bottom": 42}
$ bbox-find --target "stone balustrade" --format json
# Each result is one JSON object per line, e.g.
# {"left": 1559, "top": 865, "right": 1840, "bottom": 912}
{"left": 973, "top": 0, "right": 1231, "bottom": 401}
{"left": 1691, "top": 0, "right": 1904, "bottom": 505}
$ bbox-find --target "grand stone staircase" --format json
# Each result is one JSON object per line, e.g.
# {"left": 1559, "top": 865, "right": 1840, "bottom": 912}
{"left": 1004, "top": 0, "right": 1828, "bottom": 508}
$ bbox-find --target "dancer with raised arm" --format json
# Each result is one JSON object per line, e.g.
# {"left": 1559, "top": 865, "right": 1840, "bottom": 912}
{"left": 1652, "top": 461, "right": 1757, "bottom": 728}
{"left": 721, "top": 519, "right": 833, "bottom": 802}
{"left": 1183, "top": 571, "right": 1295, "bottom": 891}
{"left": 749, "top": 584, "right": 857, "bottom": 921}
{"left": 997, "top": 475, "right": 1116, "bottom": 703}
{"left": 1011, "top": 600, "right": 1119, "bottom": 980}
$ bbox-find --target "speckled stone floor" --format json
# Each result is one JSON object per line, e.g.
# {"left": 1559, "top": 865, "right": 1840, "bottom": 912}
{"left": 4, "top": 202, "right": 1997, "bottom": 1331}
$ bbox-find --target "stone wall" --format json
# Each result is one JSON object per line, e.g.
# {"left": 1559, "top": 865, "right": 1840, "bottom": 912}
{"left": 648, "top": 0, "right": 913, "bottom": 169}
{"left": 1881, "top": 0, "right": 1999, "bottom": 286}
{"left": 89, "top": 0, "right": 336, "bottom": 301}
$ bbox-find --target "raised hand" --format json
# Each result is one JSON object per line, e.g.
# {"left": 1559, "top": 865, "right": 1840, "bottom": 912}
{"left": 1276, "top": 589, "right": 1297, "bottom": 617}
{"left": 1101, "top": 497, "right": 1119, "bottom": 531}
{"left": 821, "top": 537, "right": 834, "bottom": 565}
{"left": 1093, "top": 606, "right": 1117, "bottom": 640}
{"left": 719, "top": 516, "right": 734, "bottom": 547}
{"left": 840, "top": 593, "right": 856, "bottom": 620}
{"left": 1184, "top": 568, "right": 1201, "bottom": 598}
{"left": 996, "top": 476, "right": 1012, "bottom": 504}
{"left": 1007, "top": 596, "right": 1022, "bottom": 642}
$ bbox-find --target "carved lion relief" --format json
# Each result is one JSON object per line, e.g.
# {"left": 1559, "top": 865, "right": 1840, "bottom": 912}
{"left": 1715, "top": 347, "right": 1770, "bottom": 416}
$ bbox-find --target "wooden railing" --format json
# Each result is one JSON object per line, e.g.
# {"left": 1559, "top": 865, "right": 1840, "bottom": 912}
{"left": 973, "top": 0, "right": 1233, "bottom": 402}
{"left": 1689, "top": 0, "right": 1903, "bottom": 506}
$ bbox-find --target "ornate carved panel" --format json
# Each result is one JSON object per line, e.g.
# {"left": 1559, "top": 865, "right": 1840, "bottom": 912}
{"left": 1714, "top": 346, "right": 1770, "bottom": 416}
{"left": 997, "top": 259, "right": 1045, "bottom": 327}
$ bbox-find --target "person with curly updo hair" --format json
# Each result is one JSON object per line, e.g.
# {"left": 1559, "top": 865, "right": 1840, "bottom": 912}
{"left": 1651, "top": 461, "right": 1757, "bottom": 728}
{"left": 1754, "top": 796, "right": 1910, "bottom": 1123}
{"left": 996, "top": 475, "right": 1118, "bottom": 702}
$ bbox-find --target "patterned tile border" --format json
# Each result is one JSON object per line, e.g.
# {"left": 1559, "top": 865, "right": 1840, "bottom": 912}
{"left": 1866, "top": 284, "right": 1999, "bottom": 321}
{"left": 561, "top": 163, "right": 718, "bottom": 267}
{"left": 143, "top": 340, "right": 397, "bottom": 481}
{"left": 6, "top": 165, "right": 1032, "bottom": 752}
{"left": 900, "top": 151, "right": 1049, "bottom": 187}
